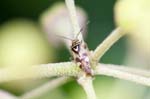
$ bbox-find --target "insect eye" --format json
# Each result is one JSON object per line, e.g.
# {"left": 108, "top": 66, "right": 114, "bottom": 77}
{"left": 72, "top": 45, "right": 80, "bottom": 54}
{"left": 73, "top": 45, "right": 79, "bottom": 51}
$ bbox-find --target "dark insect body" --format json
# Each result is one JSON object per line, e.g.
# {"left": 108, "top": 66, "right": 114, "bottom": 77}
{"left": 57, "top": 22, "right": 92, "bottom": 75}
{"left": 71, "top": 38, "right": 92, "bottom": 75}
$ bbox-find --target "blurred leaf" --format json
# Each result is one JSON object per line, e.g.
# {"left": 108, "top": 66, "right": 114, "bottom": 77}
{"left": 0, "top": 19, "right": 55, "bottom": 94}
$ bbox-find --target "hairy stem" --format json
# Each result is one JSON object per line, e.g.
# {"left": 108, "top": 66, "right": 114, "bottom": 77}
{"left": 0, "top": 62, "right": 150, "bottom": 86}
{"left": 104, "top": 64, "right": 150, "bottom": 77}
{"left": 65, "top": 1, "right": 96, "bottom": 98}
{"left": 96, "top": 64, "right": 150, "bottom": 86}
{"left": 78, "top": 76, "right": 97, "bottom": 99}
{"left": 92, "top": 27, "right": 125, "bottom": 62}
{"left": 20, "top": 77, "right": 71, "bottom": 99}
{"left": 65, "top": 0, "right": 83, "bottom": 40}
{"left": 0, "top": 62, "right": 80, "bottom": 83}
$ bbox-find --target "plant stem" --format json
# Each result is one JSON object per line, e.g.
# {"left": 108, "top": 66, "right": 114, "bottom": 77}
{"left": 20, "top": 77, "right": 71, "bottom": 99}
{"left": 0, "top": 62, "right": 150, "bottom": 86}
{"left": 92, "top": 27, "right": 125, "bottom": 62}
{"left": 0, "top": 90, "right": 18, "bottom": 99}
{"left": 104, "top": 64, "right": 150, "bottom": 77}
{"left": 65, "top": 0, "right": 83, "bottom": 40}
{"left": 96, "top": 64, "right": 150, "bottom": 86}
{"left": 0, "top": 62, "right": 80, "bottom": 83}
{"left": 77, "top": 76, "right": 97, "bottom": 99}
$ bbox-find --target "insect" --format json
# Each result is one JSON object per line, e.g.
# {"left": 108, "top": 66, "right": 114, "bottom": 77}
{"left": 57, "top": 24, "right": 92, "bottom": 75}
{"left": 71, "top": 33, "right": 92, "bottom": 75}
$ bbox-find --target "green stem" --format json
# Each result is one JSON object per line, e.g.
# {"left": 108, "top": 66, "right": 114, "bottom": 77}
{"left": 65, "top": 0, "right": 83, "bottom": 40}
{"left": 0, "top": 62, "right": 80, "bottom": 83}
{"left": 78, "top": 76, "right": 97, "bottom": 99}
{"left": 20, "top": 77, "right": 71, "bottom": 99}
{"left": 96, "top": 64, "right": 150, "bottom": 86}
{"left": 92, "top": 27, "right": 125, "bottom": 62}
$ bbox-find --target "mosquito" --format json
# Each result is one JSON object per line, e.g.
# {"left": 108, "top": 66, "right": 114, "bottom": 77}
{"left": 57, "top": 23, "right": 92, "bottom": 75}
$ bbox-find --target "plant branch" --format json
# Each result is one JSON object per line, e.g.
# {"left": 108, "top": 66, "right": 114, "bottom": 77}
{"left": 20, "top": 77, "right": 71, "bottom": 99}
{"left": 0, "top": 62, "right": 150, "bottom": 86}
{"left": 65, "top": 1, "right": 96, "bottom": 99}
{"left": 96, "top": 63, "right": 150, "bottom": 86}
{"left": 0, "top": 90, "right": 18, "bottom": 99}
{"left": 65, "top": 0, "right": 83, "bottom": 41}
{"left": 77, "top": 76, "right": 97, "bottom": 99}
{"left": 92, "top": 27, "right": 125, "bottom": 62}
{"left": 0, "top": 62, "right": 80, "bottom": 83}
{"left": 105, "top": 64, "right": 150, "bottom": 77}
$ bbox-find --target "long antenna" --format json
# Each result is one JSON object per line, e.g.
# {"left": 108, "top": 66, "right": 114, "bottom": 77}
{"left": 55, "top": 34, "right": 73, "bottom": 41}
{"left": 75, "top": 21, "right": 90, "bottom": 39}
{"left": 55, "top": 21, "right": 90, "bottom": 41}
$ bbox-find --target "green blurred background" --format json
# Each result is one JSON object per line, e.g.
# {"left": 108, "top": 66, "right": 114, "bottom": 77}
{"left": 0, "top": 0, "right": 149, "bottom": 99}
{"left": 0, "top": 0, "right": 125, "bottom": 63}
